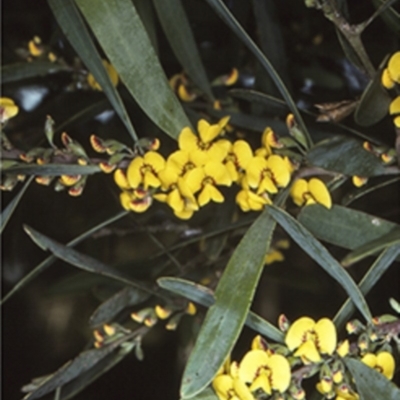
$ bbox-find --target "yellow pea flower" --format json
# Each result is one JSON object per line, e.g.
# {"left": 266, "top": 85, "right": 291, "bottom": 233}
{"left": 361, "top": 351, "right": 395, "bottom": 380}
{"left": 382, "top": 51, "right": 400, "bottom": 89}
{"left": 285, "top": 317, "right": 337, "bottom": 364}
{"left": 87, "top": 60, "right": 119, "bottom": 91}
{"left": 290, "top": 178, "right": 332, "bottom": 209}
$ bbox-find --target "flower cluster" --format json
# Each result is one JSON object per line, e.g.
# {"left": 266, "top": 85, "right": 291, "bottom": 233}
{"left": 211, "top": 314, "right": 398, "bottom": 400}
{"left": 113, "top": 117, "right": 333, "bottom": 219}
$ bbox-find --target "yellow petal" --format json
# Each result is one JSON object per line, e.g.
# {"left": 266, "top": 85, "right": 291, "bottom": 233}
{"left": 167, "top": 150, "right": 190, "bottom": 173}
{"left": 167, "top": 188, "right": 184, "bottom": 212}
{"left": 204, "top": 161, "right": 232, "bottom": 186}
{"left": 158, "top": 167, "right": 178, "bottom": 189}
{"left": 294, "top": 340, "right": 322, "bottom": 363}
{"left": 127, "top": 157, "right": 144, "bottom": 188}
{"left": 143, "top": 170, "right": 161, "bottom": 189}
{"left": 185, "top": 167, "right": 205, "bottom": 194}
{"left": 389, "top": 96, "right": 400, "bottom": 115}
{"left": 381, "top": 68, "right": 395, "bottom": 89}
{"left": 250, "top": 374, "right": 271, "bottom": 395}
{"left": 308, "top": 178, "right": 332, "bottom": 209}
{"left": 114, "top": 169, "right": 131, "bottom": 189}
{"left": 179, "top": 127, "right": 197, "bottom": 151}
{"left": 212, "top": 374, "right": 234, "bottom": 400}
{"left": 144, "top": 151, "right": 165, "bottom": 172}
{"left": 233, "top": 377, "right": 255, "bottom": 400}
{"left": 267, "top": 155, "right": 291, "bottom": 187}
{"left": 314, "top": 318, "right": 336, "bottom": 355}
{"left": 246, "top": 157, "right": 267, "bottom": 188}
{"left": 352, "top": 176, "right": 368, "bottom": 188}
{"left": 0, "top": 97, "right": 19, "bottom": 122}
{"left": 258, "top": 176, "right": 278, "bottom": 194}
{"left": 290, "top": 179, "right": 308, "bottom": 206}
{"left": 285, "top": 316, "right": 315, "bottom": 351}
{"left": 361, "top": 353, "right": 377, "bottom": 369}
{"left": 267, "top": 354, "right": 291, "bottom": 392}
{"left": 388, "top": 51, "right": 400, "bottom": 84}
{"left": 198, "top": 184, "right": 224, "bottom": 206}
{"left": 336, "top": 339, "right": 349, "bottom": 358}
{"left": 232, "top": 140, "right": 253, "bottom": 170}
{"left": 200, "top": 122, "right": 221, "bottom": 143}
{"left": 376, "top": 352, "right": 395, "bottom": 380}
{"left": 120, "top": 191, "right": 132, "bottom": 210}
{"left": 239, "top": 350, "right": 269, "bottom": 383}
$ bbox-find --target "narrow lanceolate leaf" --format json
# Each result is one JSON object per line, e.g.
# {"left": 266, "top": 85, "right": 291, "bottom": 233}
{"left": 298, "top": 204, "right": 400, "bottom": 252}
{"left": 152, "top": 0, "right": 214, "bottom": 100}
{"left": 334, "top": 244, "right": 400, "bottom": 329}
{"left": 180, "top": 209, "right": 276, "bottom": 398}
{"left": 307, "top": 136, "right": 386, "bottom": 177}
{"left": 1, "top": 176, "right": 33, "bottom": 234}
{"left": 1, "top": 62, "right": 70, "bottom": 83}
{"left": 341, "top": 229, "right": 400, "bottom": 267}
{"left": 1, "top": 211, "right": 128, "bottom": 305}
{"left": 344, "top": 358, "right": 400, "bottom": 400}
{"left": 1, "top": 163, "right": 100, "bottom": 176}
{"left": 204, "top": 0, "right": 312, "bottom": 148}
{"left": 267, "top": 206, "right": 372, "bottom": 322}
{"left": 47, "top": 0, "right": 138, "bottom": 141}
{"left": 75, "top": 0, "right": 191, "bottom": 140}
{"left": 89, "top": 287, "right": 151, "bottom": 327}
{"left": 158, "top": 277, "right": 284, "bottom": 342}
{"left": 23, "top": 225, "right": 154, "bottom": 296}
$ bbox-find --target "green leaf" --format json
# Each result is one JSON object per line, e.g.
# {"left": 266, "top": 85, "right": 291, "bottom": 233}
{"left": 1, "top": 211, "right": 128, "bottom": 305}
{"left": 1, "top": 163, "right": 100, "bottom": 176}
{"left": 1, "top": 62, "right": 71, "bottom": 84}
{"left": 89, "top": 287, "right": 151, "bottom": 327}
{"left": 152, "top": 0, "right": 214, "bottom": 100}
{"left": 371, "top": 0, "right": 400, "bottom": 36}
{"left": 181, "top": 388, "right": 218, "bottom": 400}
{"left": 23, "top": 225, "right": 155, "bottom": 296}
{"left": 344, "top": 358, "right": 400, "bottom": 400}
{"left": 158, "top": 277, "right": 284, "bottom": 342}
{"left": 307, "top": 136, "right": 386, "bottom": 177}
{"left": 267, "top": 205, "right": 372, "bottom": 322}
{"left": 0, "top": 176, "right": 34, "bottom": 234}
{"left": 47, "top": 0, "right": 138, "bottom": 141}
{"left": 204, "top": 0, "right": 312, "bottom": 148}
{"left": 180, "top": 208, "right": 277, "bottom": 398}
{"left": 354, "top": 64, "right": 392, "bottom": 127}
{"left": 334, "top": 244, "right": 400, "bottom": 329}
{"left": 75, "top": 0, "right": 191, "bottom": 140}
{"left": 341, "top": 229, "right": 400, "bottom": 267}
{"left": 298, "top": 204, "right": 400, "bottom": 252}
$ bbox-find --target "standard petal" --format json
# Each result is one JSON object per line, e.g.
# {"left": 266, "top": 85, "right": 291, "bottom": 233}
{"left": 239, "top": 350, "right": 269, "bottom": 383}
{"left": 205, "top": 161, "right": 232, "bottom": 186}
{"left": 179, "top": 127, "right": 198, "bottom": 151}
{"left": 388, "top": 51, "right": 400, "bottom": 84}
{"left": 290, "top": 179, "right": 308, "bottom": 206}
{"left": 246, "top": 157, "right": 267, "bottom": 188}
{"left": 314, "top": 318, "right": 337, "bottom": 355}
{"left": 267, "top": 155, "right": 291, "bottom": 188}
{"left": 127, "top": 157, "right": 144, "bottom": 188}
{"left": 144, "top": 151, "right": 166, "bottom": 172}
{"left": 268, "top": 354, "right": 291, "bottom": 393}
{"left": 285, "top": 316, "right": 315, "bottom": 351}
{"left": 389, "top": 96, "right": 400, "bottom": 115}
{"left": 309, "top": 178, "right": 332, "bottom": 209}
{"left": 376, "top": 352, "right": 395, "bottom": 380}
{"left": 233, "top": 140, "right": 253, "bottom": 170}
{"left": 185, "top": 167, "right": 204, "bottom": 194}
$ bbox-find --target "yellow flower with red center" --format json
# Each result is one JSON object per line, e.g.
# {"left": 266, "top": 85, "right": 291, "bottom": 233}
{"left": 184, "top": 161, "right": 232, "bottom": 207}
{"left": 361, "top": 351, "right": 395, "bottom": 380}
{"left": 246, "top": 154, "right": 291, "bottom": 195}
{"left": 290, "top": 178, "right": 332, "bottom": 209}
{"left": 119, "top": 188, "right": 153, "bottom": 213}
{"left": 285, "top": 317, "right": 337, "bottom": 364}
{"left": 126, "top": 151, "right": 166, "bottom": 189}
{"left": 255, "top": 127, "right": 283, "bottom": 158}
{"left": 238, "top": 349, "right": 291, "bottom": 395}
{"left": 87, "top": 60, "right": 119, "bottom": 91}
{"left": 224, "top": 140, "right": 254, "bottom": 182}
{"left": 0, "top": 97, "right": 19, "bottom": 123}
{"left": 178, "top": 117, "right": 232, "bottom": 166}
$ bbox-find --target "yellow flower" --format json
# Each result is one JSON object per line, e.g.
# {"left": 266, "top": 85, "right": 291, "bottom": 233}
{"left": 255, "top": 127, "right": 283, "bottom": 158}
{"left": 184, "top": 161, "right": 232, "bottom": 207}
{"left": 120, "top": 189, "right": 152, "bottom": 213}
{"left": 238, "top": 350, "right": 291, "bottom": 395}
{"left": 352, "top": 176, "right": 368, "bottom": 188}
{"left": 0, "top": 97, "right": 19, "bottom": 123}
{"left": 361, "top": 351, "right": 395, "bottom": 380}
{"left": 264, "top": 240, "right": 289, "bottom": 265}
{"left": 246, "top": 155, "right": 291, "bottom": 195}
{"left": 285, "top": 317, "right": 337, "bottom": 364}
{"left": 290, "top": 178, "right": 332, "bottom": 209}
{"left": 126, "top": 151, "right": 166, "bottom": 189}
{"left": 381, "top": 51, "right": 400, "bottom": 89}
{"left": 178, "top": 118, "right": 231, "bottom": 166}
{"left": 224, "top": 140, "right": 254, "bottom": 182}
{"left": 389, "top": 96, "right": 400, "bottom": 127}
{"left": 87, "top": 60, "right": 119, "bottom": 91}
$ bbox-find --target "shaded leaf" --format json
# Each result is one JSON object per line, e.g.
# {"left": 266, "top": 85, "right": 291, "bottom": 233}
{"left": 307, "top": 136, "right": 386, "bottom": 177}
{"left": 158, "top": 277, "right": 284, "bottom": 343}
{"left": 204, "top": 0, "right": 312, "bottom": 147}
{"left": 0, "top": 176, "right": 33, "bottom": 234}
{"left": 23, "top": 225, "right": 154, "bottom": 296}
{"left": 334, "top": 244, "right": 400, "bottom": 329}
{"left": 354, "top": 64, "right": 392, "bottom": 127}
{"left": 344, "top": 358, "right": 400, "bottom": 400}
{"left": 75, "top": 0, "right": 191, "bottom": 140}
{"left": 152, "top": 0, "right": 214, "bottom": 99}
{"left": 267, "top": 205, "right": 372, "bottom": 321}
{"left": 1, "top": 211, "right": 128, "bottom": 305}
{"left": 371, "top": 0, "right": 400, "bottom": 36}
{"left": 47, "top": 0, "right": 138, "bottom": 141}
{"left": 180, "top": 207, "right": 277, "bottom": 398}
{"left": 2, "top": 163, "right": 100, "bottom": 176}
{"left": 298, "top": 204, "right": 400, "bottom": 251}
{"left": 133, "top": 0, "right": 158, "bottom": 54}
{"left": 1, "top": 62, "right": 70, "bottom": 84}
{"left": 22, "top": 342, "right": 127, "bottom": 400}
{"left": 341, "top": 229, "right": 400, "bottom": 267}
{"left": 90, "top": 287, "right": 151, "bottom": 327}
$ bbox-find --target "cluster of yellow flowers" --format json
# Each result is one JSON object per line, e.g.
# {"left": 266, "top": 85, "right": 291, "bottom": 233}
{"left": 212, "top": 316, "right": 397, "bottom": 400}
{"left": 381, "top": 51, "right": 400, "bottom": 128}
{"left": 113, "top": 117, "right": 332, "bottom": 220}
